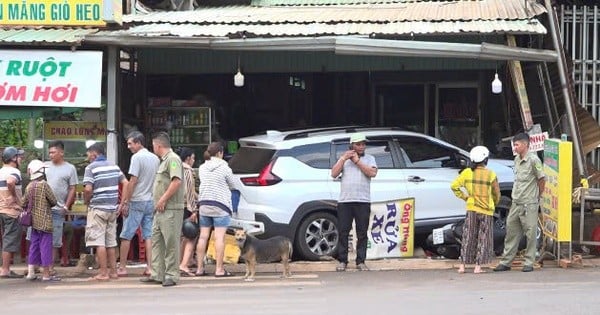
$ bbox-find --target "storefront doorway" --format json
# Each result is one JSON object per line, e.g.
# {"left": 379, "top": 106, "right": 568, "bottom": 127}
{"left": 435, "top": 83, "right": 480, "bottom": 150}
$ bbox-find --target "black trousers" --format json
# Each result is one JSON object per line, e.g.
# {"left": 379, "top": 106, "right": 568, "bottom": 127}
{"left": 337, "top": 202, "right": 370, "bottom": 265}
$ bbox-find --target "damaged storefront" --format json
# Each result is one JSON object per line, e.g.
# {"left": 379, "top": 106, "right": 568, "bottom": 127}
{"left": 85, "top": 0, "right": 560, "bottom": 168}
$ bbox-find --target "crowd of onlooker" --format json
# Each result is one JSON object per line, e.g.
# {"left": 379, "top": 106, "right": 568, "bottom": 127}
{"left": 0, "top": 131, "right": 236, "bottom": 286}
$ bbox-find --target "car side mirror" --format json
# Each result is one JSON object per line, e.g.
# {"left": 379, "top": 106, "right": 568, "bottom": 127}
{"left": 458, "top": 156, "right": 469, "bottom": 173}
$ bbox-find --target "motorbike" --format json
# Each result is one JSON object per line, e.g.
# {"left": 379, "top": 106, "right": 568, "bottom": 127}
{"left": 423, "top": 197, "right": 540, "bottom": 259}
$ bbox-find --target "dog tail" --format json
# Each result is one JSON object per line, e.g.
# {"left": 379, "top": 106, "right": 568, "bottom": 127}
{"left": 288, "top": 240, "right": 293, "bottom": 259}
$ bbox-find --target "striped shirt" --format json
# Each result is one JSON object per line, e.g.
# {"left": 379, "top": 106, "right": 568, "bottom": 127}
{"left": 0, "top": 165, "right": 23, "bottom": 217}
{"left": 198, "top": 157, "right": 236, "bottom": 216}
{"left": 83, "top": 155, "right": 125, "bottom": 212}
{"left": 450, "top": 167, "right": 500, "bottom": 216}
{"left": 183, "top": 162, "right": 198, "bottom": 211}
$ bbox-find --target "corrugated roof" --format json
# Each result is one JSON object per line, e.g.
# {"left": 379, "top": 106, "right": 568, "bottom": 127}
{"left": 125, "top": 0, "right": 546, "bottom": 24}
{"left": 106, "top": 20, "right": 546, "bottom": 38}
{"left": 0, "top": 28, "right": 99, "bottom": 45}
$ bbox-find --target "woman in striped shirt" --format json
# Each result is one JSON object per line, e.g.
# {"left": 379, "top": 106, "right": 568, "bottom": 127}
{"left": 451, "top": 146, "right": 500, "bottom": 274}
{"left": 176, "top": 147, "right": 198, "bottom": 277}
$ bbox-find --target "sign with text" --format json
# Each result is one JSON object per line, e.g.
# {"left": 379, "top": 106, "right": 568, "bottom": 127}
{"left": 0, "top": 50, "right": 102, "bottom": 108}
{"left": 541, "top": 139, "right": 572, "bottom": 242}
{"left": 361, "top": 198, "right": 415, "bottom": 259}
{"left": 511, "top": 132, "right": 549, "bottom": 155}
{"left": 0, "top": 0, "right": 122, "bottom": 26}
{"left": 44, "top": 121, "right": 107, "bottom": 141}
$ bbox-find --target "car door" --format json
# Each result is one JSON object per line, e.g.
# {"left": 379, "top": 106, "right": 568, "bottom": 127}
{"left": 394, "top": 135, "right": 467, "bottom": 225}
{"left": 329, "top": 137, "right": 408, "bottom": 203}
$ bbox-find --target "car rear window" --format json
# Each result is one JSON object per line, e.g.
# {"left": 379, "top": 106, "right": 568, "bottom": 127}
{"left": 278, "top": 142, "right": 331, "bottom": 169}
{"left": 228, "top": 147, "right": 276, "bottom": 174}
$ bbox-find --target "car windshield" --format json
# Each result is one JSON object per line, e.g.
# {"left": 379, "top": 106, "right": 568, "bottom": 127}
{"left": 228, "top": 147, "right": 276, "bottom": 174}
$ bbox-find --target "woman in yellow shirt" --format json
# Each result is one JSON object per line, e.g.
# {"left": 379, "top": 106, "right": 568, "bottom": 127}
{"left": 451, "top": 146, "right": 500, "bottom": 274}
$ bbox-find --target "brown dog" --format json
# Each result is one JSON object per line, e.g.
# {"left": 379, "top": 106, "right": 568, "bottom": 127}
{"left": 234, "top": 229, "right": 293, "bottom": 281}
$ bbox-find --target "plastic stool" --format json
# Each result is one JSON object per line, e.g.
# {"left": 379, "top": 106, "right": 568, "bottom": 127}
{"left": 137, "top": 228, "right": 146, "bottom": 262}
{"left": 127, "top": 228, "right": 146, "bottom": 262}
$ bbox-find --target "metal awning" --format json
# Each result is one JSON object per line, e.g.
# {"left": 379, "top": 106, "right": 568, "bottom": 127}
{"left": 0, "top": 28, "right": 99, "bottom": 45}
{"left": 84, "top": 35, "right": 557, "bottom": 62}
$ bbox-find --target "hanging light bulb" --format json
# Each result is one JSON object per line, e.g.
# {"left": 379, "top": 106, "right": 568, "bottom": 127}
{"left": 491, "top": 72, "right": 502, "bottom": 94}
{"left": 234, "top": 69, "right": 244, "bottom": 87}
{"left": 234, "top": 56, "right": 244, "bottom": 87}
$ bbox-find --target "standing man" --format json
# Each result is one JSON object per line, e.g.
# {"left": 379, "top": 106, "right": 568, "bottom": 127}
{"left": 140, "top": 132, "right": 184, "bottom": 287}
{"left": 45, "top": 140, "right": 78, "bottom": 269}
{"left": 117, "top": 131, "right": 159, "bottom": 277}
{"left": 331, "top": 133, "right": 377, "bottom": 272}
{"left": 0, "top": 147, "right": 25, "bottom": 278}
{"left": 83, "top": 143, "right": 128, "bottom": 281}
{"left": 494, "top": 133, "right": 545, "bottom": 273}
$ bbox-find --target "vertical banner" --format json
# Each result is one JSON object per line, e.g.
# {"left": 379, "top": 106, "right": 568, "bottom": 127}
{"left": 364, "top": 198, "right": 415, "bottom": 259}
{"left": 507, "top": 35, "right": 534, "bottom": 130}
{"left": 541, "top": 139, "right": 572, "bottom": 242}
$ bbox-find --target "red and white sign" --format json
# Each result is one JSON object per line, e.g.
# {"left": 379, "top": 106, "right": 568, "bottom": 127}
{"left": 0, "top": 50, "right": 102, "bottom": 108}
{"left": 512, "top": 132, "right": 548, "bottom": 155}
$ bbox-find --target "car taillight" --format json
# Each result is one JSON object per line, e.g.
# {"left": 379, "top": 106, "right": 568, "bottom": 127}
{"left": 241, "top": 160, "right": 282, "bottom": 186}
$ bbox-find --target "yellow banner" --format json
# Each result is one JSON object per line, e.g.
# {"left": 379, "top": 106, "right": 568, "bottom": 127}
{"left": 44, "top": 121, "right": 107, "bottom": 141}
{"left": 364, "top": 198, "right": 415, "bottom": 259}
{"left": 541, "top": 139, "right": 572, "bottom": 242}
{"left": 0, "top": 0, "right": 107, "bottom": 26}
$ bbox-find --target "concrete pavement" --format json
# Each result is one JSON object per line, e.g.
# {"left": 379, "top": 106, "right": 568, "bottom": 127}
{"left": 13, "top": 251, "right": 600, "bottom": 280}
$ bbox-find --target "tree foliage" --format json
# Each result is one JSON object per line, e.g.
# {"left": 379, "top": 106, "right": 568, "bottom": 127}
{"left": 0, "top": 119, "right": 29, "bottom": 148}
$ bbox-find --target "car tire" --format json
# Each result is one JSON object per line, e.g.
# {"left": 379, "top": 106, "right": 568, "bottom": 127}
{"left": 295, "top": 212, "right": 339, "bottom": 261}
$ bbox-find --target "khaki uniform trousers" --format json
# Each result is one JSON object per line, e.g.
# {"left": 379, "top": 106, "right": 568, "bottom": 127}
{"left": 499, "top": 203, "right": 538, "bottom": 267}
{"left": 150, "top": 209, "right": 183, "bottom": 283}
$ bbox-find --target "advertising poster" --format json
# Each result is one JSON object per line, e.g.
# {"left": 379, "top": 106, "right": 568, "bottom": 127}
{"left": 0, "top": 50, "right": 102, "bottom": 108}
{"left": 541, "top": 139, "right": 572, "bottom": 242}
{"left": 364, "top": 198, "right": 415, "bottom": 259}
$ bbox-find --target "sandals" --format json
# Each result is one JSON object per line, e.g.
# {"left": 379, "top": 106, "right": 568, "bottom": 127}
{"left": 194, "top": 270, "right": 208, "bottom": 277}
{"left": 214, "top": 270, "right": 234, "bottom": 278}
{"left": 180, "top": 269, "right": 195, "bottom": 277}
{"left": 0, "top": 271, "right": 24, "bottom": 279}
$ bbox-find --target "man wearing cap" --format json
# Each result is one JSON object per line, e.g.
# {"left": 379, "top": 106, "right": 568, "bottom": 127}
{"left": 331, "top": 133, "right": 377, "bottom": 272}
{"left": 494, "top": 132, "right": 545, "bottom": 273}
{"left": 0, "top": 146, "right": 25, "bottom": 278}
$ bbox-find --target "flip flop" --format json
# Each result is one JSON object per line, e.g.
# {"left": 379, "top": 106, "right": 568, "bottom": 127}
{"left": 214, "top": 270, "right": 234, "bottom": 278}
{"left": 142, "top": 270, "right": 151, "bottom": 277}
{"left": 0, "top": 271, "right": 24, "bottom": 279}
{"left": 180, "top": 270, "right": 195, "bottom": 277}
{"left": 194, "top": 270, "right": 208, "bottom": 277}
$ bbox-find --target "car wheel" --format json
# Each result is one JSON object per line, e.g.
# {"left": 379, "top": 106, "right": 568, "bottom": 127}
{"left": 295, "top": 212, "right": 339, "bottom": 261}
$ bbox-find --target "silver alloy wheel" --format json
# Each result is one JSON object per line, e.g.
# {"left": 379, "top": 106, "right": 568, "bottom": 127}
{"left": 304, "top": 216, "right": 339, "bottom": 257}
{"left": 295, "top": 212, "right": 340, "bottom": 260}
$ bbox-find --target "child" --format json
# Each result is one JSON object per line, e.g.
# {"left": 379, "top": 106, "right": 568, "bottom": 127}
{"left": 21, "top": 160, "right": 59, "bottom": 281}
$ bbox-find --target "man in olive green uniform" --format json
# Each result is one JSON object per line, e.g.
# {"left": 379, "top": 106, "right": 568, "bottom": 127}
{"left": 494, "top": 133, "right": 545, "bottom": 272}
{"left": 140, "top": 132, "right": 184, "bottom": 287}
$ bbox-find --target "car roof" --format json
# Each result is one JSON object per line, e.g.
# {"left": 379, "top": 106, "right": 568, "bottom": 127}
{"left": 238, "top": 126, "right": 466, "bottom": 153}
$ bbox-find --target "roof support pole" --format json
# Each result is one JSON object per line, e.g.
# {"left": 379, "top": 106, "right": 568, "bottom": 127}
{"left": 106, "top": 46, "right": 119, "bottom": 164}
{"left": 543, "top": 0, "right": 586, "bottom": 179}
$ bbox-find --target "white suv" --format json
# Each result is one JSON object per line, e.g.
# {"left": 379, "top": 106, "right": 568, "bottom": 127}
{"left": 228, "top": 127, "right": 514, "bottom": 260}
